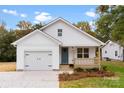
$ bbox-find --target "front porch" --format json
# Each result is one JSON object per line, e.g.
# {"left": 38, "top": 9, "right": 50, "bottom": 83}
{"left": 59, "top": 46, "right": 101, "bottom": 71}
{"left": 74, "top": 58, "right": 100, "bottom": 68}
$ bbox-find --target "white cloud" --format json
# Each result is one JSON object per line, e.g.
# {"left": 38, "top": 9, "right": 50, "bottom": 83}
{"left": 20, "top": 14, "right": 27, "bottom": 18}
{"left": 33, "top": 20, "right": 40, "bottom": 24}
{"left": 85, "top": 11, "right": 96, "bottom": 18}
{"left": 40, "top": 12, "right": 50, "bottom": 16}
{"left": 2, "top": 9, "right": 27, "bottom": 18}
{"left": 2, "top": 9, "right": 7, "bottom": 13}
{"left": 89, "top": 21, "right": 93, "bottom": 26}
{"left": 35, "top": 11, "right": 40, "bottom": 14}
{"left": 2, "top": 9, "right": 18, "bottom": 16}
{"left": 34, "top": 12, "right": 52, "bottom": 22}
{"left": 89, "top": 21, "right": 96, "bottom": 30}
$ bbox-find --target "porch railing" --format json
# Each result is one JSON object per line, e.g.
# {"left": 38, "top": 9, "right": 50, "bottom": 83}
{"left": 74, "top": 58, "right": 100, "bottom": 65}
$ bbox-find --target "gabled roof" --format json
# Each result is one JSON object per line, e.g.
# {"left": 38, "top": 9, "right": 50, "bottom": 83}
{"left": 101, "top": 40, "right": 122, "bottom": 48}
{"left": 105, "top": 40, "right": 112, "bottom": 44}
{"left": 11, "top": 29, "right": 62, "bottom": 46}
{"left": 40, "top": 17, "right": 104, "bottom": 45}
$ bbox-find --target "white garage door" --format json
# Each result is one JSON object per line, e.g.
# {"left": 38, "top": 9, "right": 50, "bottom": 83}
{"left": 24, "top": 51, "right": 52, "bottom": 70}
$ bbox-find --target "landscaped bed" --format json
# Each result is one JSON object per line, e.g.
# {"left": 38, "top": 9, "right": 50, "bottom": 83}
{"left": 60, "top": 61, "right": 124, "bottom": 88}
{"left": 59, "top": 71, "right": 114, "bottom": 81}
{"left": 59, "top": 67, "right": 114, "bottom": 81}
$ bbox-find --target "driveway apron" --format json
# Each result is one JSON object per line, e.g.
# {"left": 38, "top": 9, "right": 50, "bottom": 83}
{"left": 0, "top": 71, "right": 59, "bottom": 88}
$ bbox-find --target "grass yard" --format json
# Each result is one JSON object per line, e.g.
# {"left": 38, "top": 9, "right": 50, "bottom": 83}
{"left": 60, "top": 61, "right": 124, "bottom": 88}
{"left": 0, "top": 62, "right": 16, "bottom": 71}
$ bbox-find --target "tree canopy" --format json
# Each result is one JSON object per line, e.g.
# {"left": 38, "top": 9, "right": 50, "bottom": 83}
{"left": 0, "top": 30, "right": 16, "bottom": 61}
{"left": 95, "top": 5, "right": 124, "bottom": 46}
{"left": 16, "top": 20, "right": 32, "bottom": 30}
{"left": 74, "top": 21, "right": 97, "bottom": 38}
{"left": 0, "top": 21, "right": 44, "bottom": 61}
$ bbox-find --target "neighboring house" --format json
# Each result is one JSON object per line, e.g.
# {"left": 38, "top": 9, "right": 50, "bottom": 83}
{"left": 12, "top": 17, "right": 104, "bottom": 71}
{"left": 102, "top": 40, "right": 124, "bottom": 61}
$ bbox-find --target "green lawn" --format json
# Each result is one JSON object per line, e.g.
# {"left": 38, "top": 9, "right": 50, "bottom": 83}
{"left": 60, "top": 61, "right": 124, "bottom": 88}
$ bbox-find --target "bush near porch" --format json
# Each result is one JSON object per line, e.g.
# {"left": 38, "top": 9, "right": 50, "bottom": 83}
{"left": 59, "top": 65, "right": 114, "bottom": 81}
{"left": 60, "top": 61, "right": 124, "bottom": 88}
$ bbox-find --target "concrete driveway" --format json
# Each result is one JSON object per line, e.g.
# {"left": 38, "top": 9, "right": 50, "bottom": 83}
{"left": 0, "top": 71, "right": 59, "bottom": 88}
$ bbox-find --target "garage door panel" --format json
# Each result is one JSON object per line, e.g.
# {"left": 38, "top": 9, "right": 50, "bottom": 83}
{"left": 24, "top": 51, "right": 52, "bottom": 70}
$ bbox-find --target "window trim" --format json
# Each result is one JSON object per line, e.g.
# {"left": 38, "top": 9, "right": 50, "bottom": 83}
{"left": 77, "top": 48, "right": 89, "bottom": 58}
{"left": 115, "top": 51, "right": 118, "bottom": 56}
{"left": 58, "top": 29, "right": 62, "bottom": 36}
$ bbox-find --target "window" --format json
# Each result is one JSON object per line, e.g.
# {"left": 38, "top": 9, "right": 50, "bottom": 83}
{"left": 105, "top": 50, "right": 107, "bottom": 54}
{"left": 58, "top": 29, "right": 62, "bottom": 36}
{"left": 84, "top": 48, "right": 89, "bottom": 58}
{"left": 77, "top": 48, "right": 89, "bottom": 58}
{"left": 115, "top": 51, "right": 118, "bottom": 56}
{"left": 77, "top": 48, "right": 83, "bottom": 58}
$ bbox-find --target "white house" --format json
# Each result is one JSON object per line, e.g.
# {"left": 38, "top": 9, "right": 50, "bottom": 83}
{"left": 12, "top": 17, "right": 104, "bottom": 71}
{"left": 102, "top": 40, "right": 124, "bottom": 61}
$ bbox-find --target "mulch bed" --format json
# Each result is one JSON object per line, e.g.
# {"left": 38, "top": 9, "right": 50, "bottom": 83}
{"left": 59, "top": 71, "right": 115, "bottom": 81}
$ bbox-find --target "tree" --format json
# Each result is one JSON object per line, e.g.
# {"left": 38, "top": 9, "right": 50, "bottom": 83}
{"left": 111, "top": 6, "right": 124, "bottom": 46}
{"left": 0, "top": 20, "right": 44, "bottom": 62}
{"left": 74, "top": 21, "right": 97, "bottom": 37}
{"left": 16, "top": 20, "right": 33, "bottom": 39}
{"left": 96, "top": 5, "right": 109, "bottom": 14}
{"left": 15, "top": 22, "right": 44, "bottom": 39}
{"left": 31, "top": 22, "right": 44, "bottom": 30}
{"left": 0, "top": 21, "right": 6, "bottom": 31}
{"left": 95, "top": 13, "right": 113, "bottom": 42}
{"left": 15, "top": 29, "right": 32, "bottom": 39}
{"left": 16, "top": 20, "right": 32, "bottom": 30}
{"left": 74, "top": 21, "right": 91, "bottom": 32}
{"left": 95, "top": 5, "right": 124, "bottom": 45}
{"left": 0, "top": 30, "right": 16, "bottom": 61}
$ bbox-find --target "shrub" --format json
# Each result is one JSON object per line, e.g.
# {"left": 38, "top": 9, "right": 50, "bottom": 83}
{"left": 74, "top": 67, "right": 100, "bottom": 72}
{"left": 86, "top": 68, "right": 99, "bottom": 72}
{"left": 74, "top": 67, "right": 85, "bottom": 72}
{"left": 101, "top": 66, "right": 108, "bottom": 71}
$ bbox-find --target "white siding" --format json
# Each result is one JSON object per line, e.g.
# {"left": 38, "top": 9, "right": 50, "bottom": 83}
{"left": 16, "top": 31, "right": 60, "bottom": 70}
{"left": 16, "top": 46, "right": 24, "bottom": 70}
{"left": 89, "top": 47, "right": 96, "bottom": 58}
{"left": 68, "top": 47, "right": 74, "bottom": 64}
{"left": 43, "top": 20, "right": 100, "bottom": 46}
{"left": 59, "top": 47, "right": 62, "bottom": 64}
{"left": 102, "top": 41, "right": 123, "bottom": 61}
{"left": 18, "top": 31, "right": 58, "bottom": 46}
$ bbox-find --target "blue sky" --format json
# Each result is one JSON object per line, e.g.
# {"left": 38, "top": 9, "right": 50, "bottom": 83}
{"left": 0, "top": 5, "right": 98, "bottom": 29}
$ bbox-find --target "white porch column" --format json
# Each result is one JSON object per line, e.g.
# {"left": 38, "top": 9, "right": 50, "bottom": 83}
{"left": 98, "top": 47, "right": 101, "bottom": 70}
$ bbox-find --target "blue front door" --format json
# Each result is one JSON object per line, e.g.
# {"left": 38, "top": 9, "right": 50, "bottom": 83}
{"left": 61, "top": 48, "right": 68, "bottom": 64}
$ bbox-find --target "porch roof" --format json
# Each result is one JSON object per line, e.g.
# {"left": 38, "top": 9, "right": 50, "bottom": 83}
{"left": 61, "top": 44, "right": 102, "bottom": 47}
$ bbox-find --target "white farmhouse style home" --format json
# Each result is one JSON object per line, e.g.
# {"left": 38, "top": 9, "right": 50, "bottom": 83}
{"left": 12, "top": 17, "right": 104, "bottom": 71}
{"left": 102, "top": 40, "right": 124, "bottom": 61}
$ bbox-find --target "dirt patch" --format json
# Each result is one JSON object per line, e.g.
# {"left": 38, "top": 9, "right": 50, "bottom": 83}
{"left": 59, "top": 71, "right": 115, "bottom": 81}
{"left": 0, "top": 62, "right": 16, "bottom": 72}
